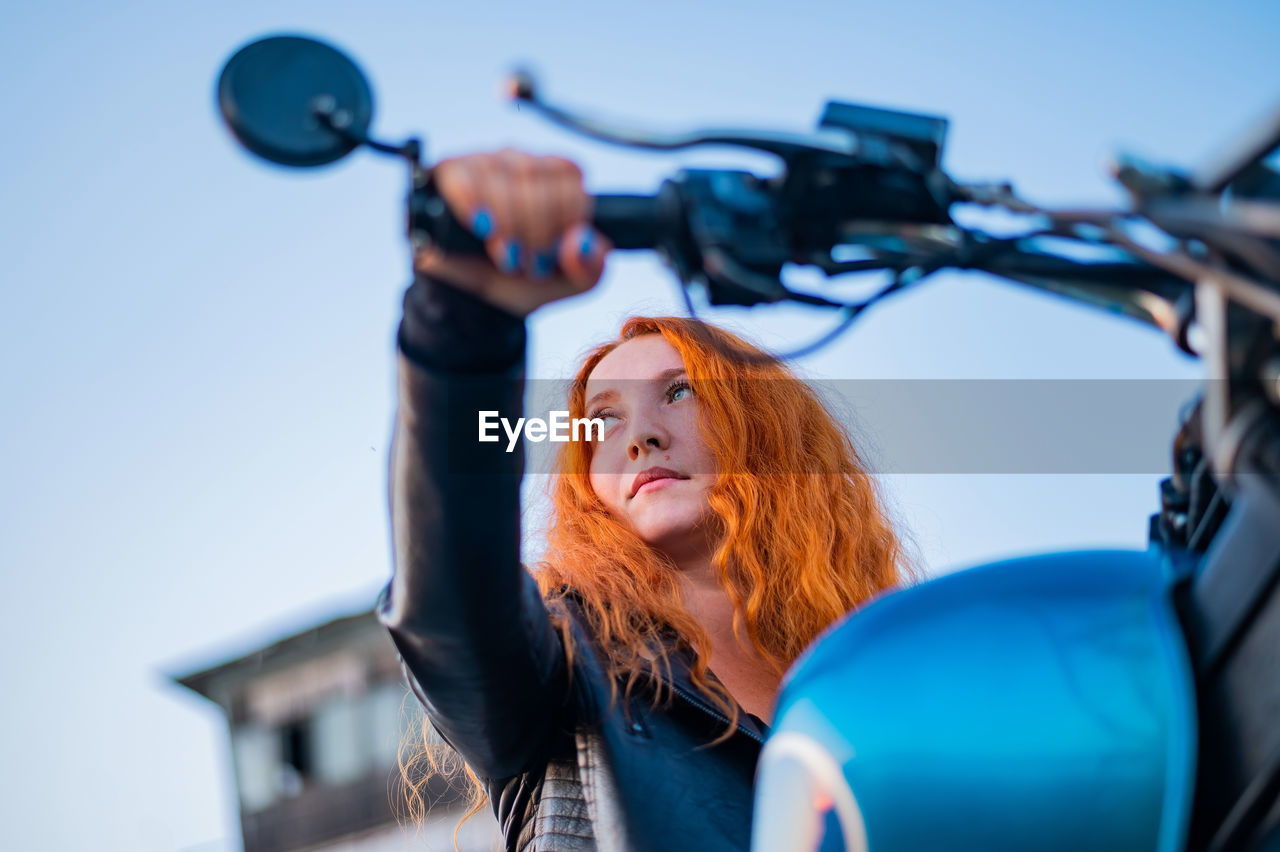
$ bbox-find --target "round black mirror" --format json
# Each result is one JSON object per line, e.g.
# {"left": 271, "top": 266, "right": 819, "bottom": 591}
{"left": 217, "top": 34, "right": 374, "bottom": 168}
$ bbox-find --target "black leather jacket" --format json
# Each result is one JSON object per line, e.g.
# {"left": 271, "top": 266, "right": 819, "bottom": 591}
{"left": 376, "top": 278, "right": 768, "bottom": 851}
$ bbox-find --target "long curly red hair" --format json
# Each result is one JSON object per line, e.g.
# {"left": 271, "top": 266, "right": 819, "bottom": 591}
{"left": 536, "top": 316, "right": 908, "bottom": 710}
{"left": 399, "top": 315, "right": 912, "bottom": 836}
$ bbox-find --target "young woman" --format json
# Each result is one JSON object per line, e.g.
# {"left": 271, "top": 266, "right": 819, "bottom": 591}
{"left": 376, "top": 148, "right": 910, "bottom": 851}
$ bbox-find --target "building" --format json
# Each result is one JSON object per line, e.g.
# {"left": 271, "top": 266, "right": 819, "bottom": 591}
{"left": 173, "top": 605, "right": 502, "bottom": 851}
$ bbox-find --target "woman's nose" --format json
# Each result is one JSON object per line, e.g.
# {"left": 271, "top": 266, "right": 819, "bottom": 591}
{"left": 627, "top": 417, "right": 669, "bottom": 460}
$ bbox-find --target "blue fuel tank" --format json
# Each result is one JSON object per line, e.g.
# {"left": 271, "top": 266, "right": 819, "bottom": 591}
{"left": 754, "top": 549, "right": 1198, "bottom": 852}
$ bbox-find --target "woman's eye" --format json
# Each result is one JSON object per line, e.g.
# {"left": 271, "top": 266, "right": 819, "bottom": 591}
{"left": 668, "top": 382, "right": 693, "bottom": 403}
{"left": 590, "top": 411, "right": 620, "bottom": 430}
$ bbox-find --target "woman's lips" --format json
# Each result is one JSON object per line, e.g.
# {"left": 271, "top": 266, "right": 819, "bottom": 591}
{"left": 629, "top": 467, "right": 688, "bottom": 498}
{"left": 634, "top": 476, "right": 680, "bottom": 496}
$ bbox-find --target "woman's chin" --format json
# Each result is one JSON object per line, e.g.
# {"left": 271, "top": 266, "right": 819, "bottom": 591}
{"left": 633, "top": 508, "right": 715, "bottom": 559}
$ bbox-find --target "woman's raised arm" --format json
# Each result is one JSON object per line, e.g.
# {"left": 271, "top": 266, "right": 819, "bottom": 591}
{"left": 376, "top": 150, "right": 609, "bottom": 779}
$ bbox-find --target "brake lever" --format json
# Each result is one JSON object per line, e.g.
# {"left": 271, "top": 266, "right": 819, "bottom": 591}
{"left": 505, "top": 69, "right": 861, "bottom": 162}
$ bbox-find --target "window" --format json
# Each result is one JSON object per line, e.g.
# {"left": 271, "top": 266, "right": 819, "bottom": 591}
{"left": 313, "top": 692, "right": 370, "bottom": 784}
{"left": 278, "top": 716, "right": 313, "bottom": 795}
{"left": 232, "top": 723, "right": 279, "bottom": 812}
{"left": 369, "top": 682, "right": 411, "bottom": 769}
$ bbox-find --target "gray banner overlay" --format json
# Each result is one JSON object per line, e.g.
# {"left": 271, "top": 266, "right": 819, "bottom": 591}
{"left": 450, "top": 379, "right": 1204, "bottom": 475}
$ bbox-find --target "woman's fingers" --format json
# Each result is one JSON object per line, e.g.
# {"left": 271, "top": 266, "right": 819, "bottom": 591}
{"left": 416, "top": 148, "right": 607, "bottom": 316}
{"left": 504, "top": 150, "right": 543, "bottom": 275}
{"left": 431, "top": 154, "right": 484, "bottom": 236}
{"left": 532, "top": 157, "right": 590, "bottom": 279}
{"left": 558, "top": 223, "right": 611, "bottom": 291}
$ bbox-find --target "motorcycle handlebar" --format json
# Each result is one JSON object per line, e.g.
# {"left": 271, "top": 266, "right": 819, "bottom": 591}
{"left": 407, "top": 183, "right": 671, "bottom": 259}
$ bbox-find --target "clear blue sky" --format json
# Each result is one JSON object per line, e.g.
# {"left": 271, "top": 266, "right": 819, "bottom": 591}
{"left": 1, "top": 0, "right": 1275, "bottom": 848}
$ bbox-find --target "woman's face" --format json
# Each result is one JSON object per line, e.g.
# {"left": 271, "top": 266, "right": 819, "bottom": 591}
{"left": 585, "top": 334, "right": 718, "bottom": 561}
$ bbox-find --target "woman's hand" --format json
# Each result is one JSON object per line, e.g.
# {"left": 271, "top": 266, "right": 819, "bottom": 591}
{"left": 414, "top": 148, "right": 612, "bottom": 318}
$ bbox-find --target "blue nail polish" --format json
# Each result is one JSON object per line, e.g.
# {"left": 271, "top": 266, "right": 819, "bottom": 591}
{"left": 532, "top": 252, "right": 555, "bottom": 279}
{"left": 504, "top": 241, "right": 522, "bottom": 272}
{"left": 471, "top": 208, "right": 493, "bottom": 239}
{"left": 578, "top": 229, "right": 594, "bottom": 259}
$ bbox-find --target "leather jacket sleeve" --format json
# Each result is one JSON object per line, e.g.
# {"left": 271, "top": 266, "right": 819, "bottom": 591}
{"left": 376, "top": 275, "right": 569, "bottom": 780}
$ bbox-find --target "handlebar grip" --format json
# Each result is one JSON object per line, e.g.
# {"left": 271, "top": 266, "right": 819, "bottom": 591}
{"left": 592, "top": 194, "right": 663, "bottom": 250}
{"left": 407, "top": 187, "right": 662, "bottom": 259}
